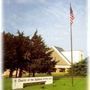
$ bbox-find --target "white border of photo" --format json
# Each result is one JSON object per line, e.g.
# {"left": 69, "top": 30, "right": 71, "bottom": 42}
{"left": 88, "top": 0, "right": 90, "bottom": 90}
{"left": 0, "top": 0, "right": 3, "bottom": 90}
{"left": 0, "top": 0, "right": 90, "bottom": 90}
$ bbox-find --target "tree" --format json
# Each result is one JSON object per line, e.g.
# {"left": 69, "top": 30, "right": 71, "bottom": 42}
{"left": 3, "top": 31, "right": 32, "bottom": 77}
{"left": 14, "top": 31, "right": 31, "bottom": 77}
{"left": 3, "top": 32, "right": 17, "bottom": 77}
{"left": 3, "top": 30, "right": 56, "bottom": 77}
{"left": 29, "top": 31, "right": 56, "bottom": 76}
{"left": 68, "top": 57, "right": 87, "bottom": 76}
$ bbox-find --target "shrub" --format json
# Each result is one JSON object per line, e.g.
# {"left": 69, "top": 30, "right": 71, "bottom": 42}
{"left": 68, "top": 58, "right": 87, "bottom": 76}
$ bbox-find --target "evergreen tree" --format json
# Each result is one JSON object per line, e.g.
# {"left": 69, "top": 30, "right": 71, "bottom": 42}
{"left": 3, "top": 30, "right": 56, "bottom": 77}
{"left": 14, "top": 31, "right": 31, "bottom": 77}
{"left": 3, "top": 31, "right": 31, "bottom": 77}
{"left": 30, "top": 31, "right": 56, "bottom": 76}
{"left": 68, "top": 58, "right": 87, "bottom": 76}
{"left": 3, "top": 32, "right": 17, "bottom": 77}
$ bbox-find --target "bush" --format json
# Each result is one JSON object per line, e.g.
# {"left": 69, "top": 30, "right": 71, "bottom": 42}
{"left": 68, "top": 58, "right": 87, "bottom": 76}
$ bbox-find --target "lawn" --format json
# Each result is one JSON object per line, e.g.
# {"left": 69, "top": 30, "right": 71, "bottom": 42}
{"left": 3, "top": 76, "right": 87, "bottom": 90}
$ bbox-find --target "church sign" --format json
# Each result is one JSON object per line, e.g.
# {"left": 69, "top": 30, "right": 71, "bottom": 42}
{"left": 12, "top": 76, "right": 53, "bottom": 89}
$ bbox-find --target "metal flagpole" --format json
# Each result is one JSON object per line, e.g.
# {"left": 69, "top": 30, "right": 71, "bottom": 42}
{"left": 70, "top": 22, "right": 74, "bottom": 86}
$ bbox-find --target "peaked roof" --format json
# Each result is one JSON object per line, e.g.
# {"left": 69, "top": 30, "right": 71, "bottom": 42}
{"left": 52, "top": 46, "right": 84, "bottom": 63}
{"left": 52, "top": 46, "right": 71, "bottom": 65}
{"left": 54, "top": 46, "right": 64, "bottom": 52}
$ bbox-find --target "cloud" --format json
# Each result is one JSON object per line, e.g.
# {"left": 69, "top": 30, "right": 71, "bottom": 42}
{"left": 38, "top": 0, "right": 47, "bottom": 3}
{"left": 4, "top": 0, "right": 48, "bottom": 5}
{"left": 43, "top": 4, "right": 68, "bottom": 23}
{"left": 4, "top": 0, "right": 12, "bottom": 4}
{"left": 15, "top": 0, "right": 47, "bottom": 4}
{"left": 15, "top": 0, "right": 33, "bottom": 4}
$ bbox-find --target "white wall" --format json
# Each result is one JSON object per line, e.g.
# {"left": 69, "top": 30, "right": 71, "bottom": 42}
{"left": 61, "top": 51, "right": 84, "bottom": 63}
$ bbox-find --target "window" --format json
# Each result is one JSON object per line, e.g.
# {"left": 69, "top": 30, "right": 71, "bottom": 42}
{"left": 59, "top": 68, "right": 65, "bottom": 72}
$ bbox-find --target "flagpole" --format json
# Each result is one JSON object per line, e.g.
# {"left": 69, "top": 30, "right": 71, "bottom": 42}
{"left": 70, "top": 22, "right": 74, "bottom": 86}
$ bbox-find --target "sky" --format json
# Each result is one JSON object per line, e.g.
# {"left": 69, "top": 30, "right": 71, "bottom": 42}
{"left": 3, "top": 0, "right": 87, "bottom": 56}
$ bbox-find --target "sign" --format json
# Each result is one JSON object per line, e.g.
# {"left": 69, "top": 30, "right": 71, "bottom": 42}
{"left": 12, "top": 76, "right": 53, "bottom": 89}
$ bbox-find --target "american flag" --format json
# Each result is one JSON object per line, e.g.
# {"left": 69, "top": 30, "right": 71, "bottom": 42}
{"left": 70, "top": 4, "right": 75, "bottom": 24}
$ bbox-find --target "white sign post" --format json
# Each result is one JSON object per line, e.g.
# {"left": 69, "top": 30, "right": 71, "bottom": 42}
{"left": 12, "top": 76, "right": 53, "bottom": 89}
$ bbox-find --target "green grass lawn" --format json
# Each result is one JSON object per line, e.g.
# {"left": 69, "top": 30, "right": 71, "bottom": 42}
{"left": 3, "top": 76, "right": 87, "bottom": 90}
